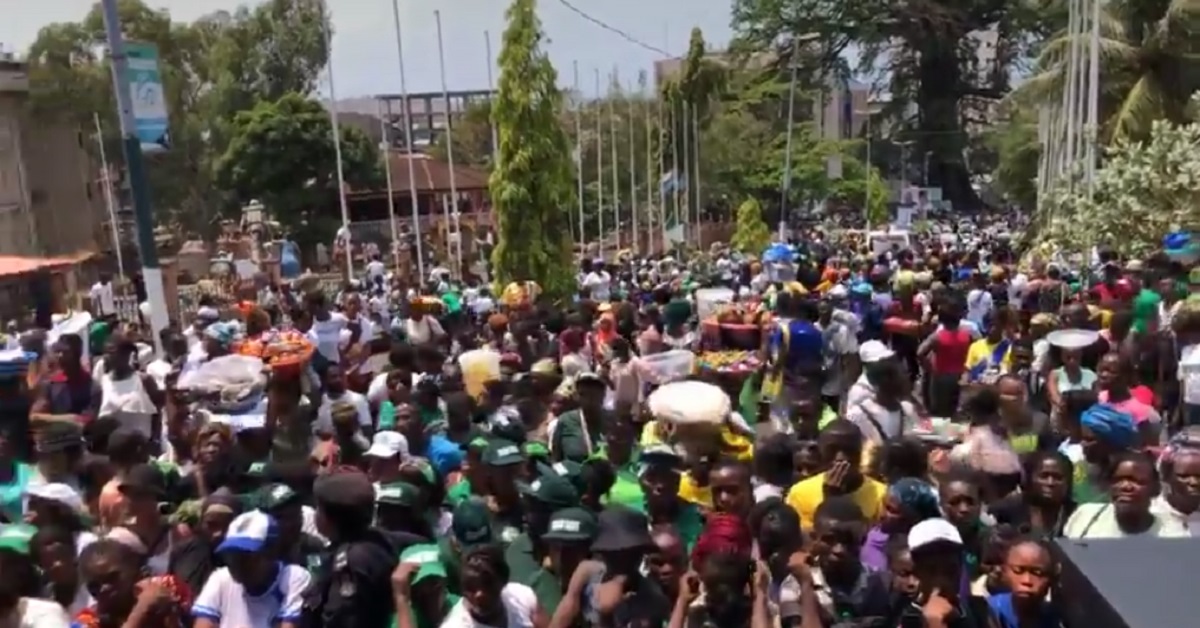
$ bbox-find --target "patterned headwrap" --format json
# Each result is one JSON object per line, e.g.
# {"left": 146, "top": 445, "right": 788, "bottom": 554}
{"left": 204, "top": 320, "right": 241, "bottom": 349}
{"left": 1081, "top": 403, "right": 1137, "bottom": 450}
{"left": 887, "top": 478, "right": 941, "bottom": 521}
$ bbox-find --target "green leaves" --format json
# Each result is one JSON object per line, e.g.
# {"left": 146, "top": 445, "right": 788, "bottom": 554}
{"left": 490, "top": 0, "right": 576, "bottom": 300}
{"left": 215, "top": 93, "right": 380, "bottom": 245}
{"left": 732, "top": 198, "right": 772, "bottom": 254}
{"left": 1035, "top": 113, "right": 1200, "bottom": 256}
{"left": 25, "top": 0, "right": 332, "bottom": 237}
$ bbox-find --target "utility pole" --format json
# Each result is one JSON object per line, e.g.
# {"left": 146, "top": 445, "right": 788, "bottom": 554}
{"left": 100, "top": 0, "right": 168, "bottom": 352}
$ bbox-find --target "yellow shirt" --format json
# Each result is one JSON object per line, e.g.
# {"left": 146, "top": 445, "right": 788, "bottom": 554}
{"left": 964, "top": 338, "right": 1013, "bottom": 375}
{"left": 678, "top": 473, "right": 712, "bottom": 509}
{"left": 786, "top": 472, "right": 887, "bottom": 532}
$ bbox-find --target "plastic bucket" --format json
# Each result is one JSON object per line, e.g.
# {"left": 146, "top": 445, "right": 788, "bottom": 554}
{"left": 459, "top": 349, "right": 502, "bottom": 399}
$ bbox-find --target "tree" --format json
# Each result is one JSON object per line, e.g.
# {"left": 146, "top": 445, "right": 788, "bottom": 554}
{"left": 489, "top": 0, "right": 576, "bottom": 300}
{"left": 986, "top": 105, "right": 1041, "bottom": 210}
{"left": 431, "top": 101, "right": 495, "bottom": 169}
{"left": 1034, "top": 115, "right": 1200, "bottom": 257}
{"left": 1018, "top": 0, "right": 1200, "bottom": 143}
{"left": 25, "top": 0, "right": 330, "bottom": 237}
{"left": 731, "top": 198, "right": 772, "bottom": 254}
{"left": 215, "top": 93, "right": 381, "bottom": 248}
{"left": 731, "top": 0, "right": 1047, "bottom": 210}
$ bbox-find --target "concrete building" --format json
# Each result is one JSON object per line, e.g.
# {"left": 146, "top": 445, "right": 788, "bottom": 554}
{"left": 0, "top": 58, "right": 106, "bottom": 258}
{"left": 334, "top": 91, "right": 496, "bottom": 153}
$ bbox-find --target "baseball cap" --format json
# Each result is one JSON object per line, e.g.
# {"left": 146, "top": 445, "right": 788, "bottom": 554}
{"left": 538, "top": 460, "right": 585, "bottom": 493}
{"left": 118, "top": 464, "right": 168, "bottom": 499}
{"left": 375, "top": 482, "right": 420, "bottom": 508}
{"left": 256, "top": 484, "right": 300, "bottom": 511}
{"left": 483, "top": 440, "right": 524, "bottom": 467}
{"left": 907, "top": 518, "right": 963, "bottom": 552}
{"left": 25, "top": 482, "right": 84, "bottom": 513}
{"left": 216, "top": 510, "right": 278, "bottom": 553}
{"left": 364, "top": 431, "right": 409, "bottom": 460}
{"left": 399, "top": 543, "right": 447, "bottom": 584}
{"left": 859, "top": 340, "right": 895, "bottom": 364}
{"left": 0, "top": 524, "right": 36, "bottom": 555}
{"left": 517, "top": 473, "right": 579, "bottom": 509}
{"left": 451, "top": 500, "right": 494, "bottom": 549}
{"left": 543, "top": 507, "right": 598, "bottom": 543}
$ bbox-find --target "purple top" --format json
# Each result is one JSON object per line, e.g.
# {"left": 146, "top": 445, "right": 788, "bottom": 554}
{"left": 860, "top": 526, "right": 890, "bottom": 571}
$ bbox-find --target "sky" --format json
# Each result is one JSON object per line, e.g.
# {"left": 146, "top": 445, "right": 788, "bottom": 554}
{"left": 0, "top": 0, "right": 736, "bottom": 99}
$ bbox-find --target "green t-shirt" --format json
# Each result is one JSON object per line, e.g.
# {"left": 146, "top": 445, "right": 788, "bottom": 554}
{"left": 441, "top": 293, "right": 462, "bottom": 314}
{"left": 445, "top": 479, "right": 475, "bottom": 506}
{"left": 378, "top": 401, "right": 397, "bottom": 431}
{"left": 1131, "top": 288, "right": 1161, "bottom": 333}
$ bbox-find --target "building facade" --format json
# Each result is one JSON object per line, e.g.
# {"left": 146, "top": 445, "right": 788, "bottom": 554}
{"left": 0, "top": 59, "right": 106, "bottom": 259}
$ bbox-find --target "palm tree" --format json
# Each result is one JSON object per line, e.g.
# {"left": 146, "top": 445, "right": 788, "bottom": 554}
{"left": 1017, "top": 0, "right": 1200, "bottom": 142}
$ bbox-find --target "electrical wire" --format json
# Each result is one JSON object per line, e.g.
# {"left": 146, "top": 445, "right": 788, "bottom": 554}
{"left": 555, "top": 0, "right": 672, "bottom": 57}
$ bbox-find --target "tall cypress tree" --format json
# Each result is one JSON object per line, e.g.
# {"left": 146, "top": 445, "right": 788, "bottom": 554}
{"left": 489, "top": 0, "right": 575, "bottom": 300}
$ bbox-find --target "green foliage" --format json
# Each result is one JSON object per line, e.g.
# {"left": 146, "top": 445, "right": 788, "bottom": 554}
{"left": 25, "top": 0, "right": 330, "bottom": 237}
{"left": 1034, "top": 114, "right": 1200, "bottom": 257}
{"left": 986, "top": 108, "right": 1041, "bottom": 210}
{"left": 431, "top": 100, "right": 495, "bottom": 169}
{"left": 730, "top": 0, "right": 1046, "bottom": 209}
{"left": 1017, "top": 0, "right": 1200, "bottom": 143}
{"left": 731, "top": 198, "right": 771, "bottom": 254}
{"left": 215, "top": 93, "right": 381, "bottom": 247}
{"left": 489, "top": 0, "right": 576, "bottom": 300}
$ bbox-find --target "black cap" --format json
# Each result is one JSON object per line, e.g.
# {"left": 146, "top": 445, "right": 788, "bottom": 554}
{"left": 118, "top": 464, "right": 168, "bottom": 499}
{"left": 313, "top": 470, "right": 376, "bottom": 510}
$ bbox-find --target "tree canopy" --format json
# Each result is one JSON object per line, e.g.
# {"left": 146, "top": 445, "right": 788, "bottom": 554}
{"left": 489, "top": 0, "right": 576, "bottom": 299}
{"left": 25, "top": 0, "right": 331, "bottom": 236}
{"left": 215, "top": 93, "right": 381, "bottom": 247}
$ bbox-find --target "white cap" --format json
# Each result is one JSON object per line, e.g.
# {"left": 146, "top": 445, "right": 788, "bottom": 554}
{"left": 25, "top": 482, "right": 84, "bottom": 513}
{"left": 859, "top": 340, "right": 895, "bottom": 364}
{"left": 364, "top": 430, "right": 409, "bottom": 459}
{"left": 907, "top": 518, "right": 963, "bottom": 551}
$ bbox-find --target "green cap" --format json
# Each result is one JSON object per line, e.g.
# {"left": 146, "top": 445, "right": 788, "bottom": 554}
{"left": 399, "top": 543, "right": 448, "bottom": 584}
{"left": 539, "top": 460, "right": 585, "bottom": 495}
{"left": 517, "top": 473, "right": 580, "bottom": 509}
{"left": 376, "top": 482, "right": 420, "bottom": 507}
{"left": 451, "top": 500, "right": 494, "bottom": 549}
{"left": 483, "top": 439, "right": 524, "bottom": 467}
{"left": 247, "top": 462, "right": 268, "bottom": 477}
{"left": 257, "top": 483, "right": 300, "bottom": 511}
{"left": 543, "top": 507, "right": 598, "bottom": 543}
{"left": 523, "top": 441, "right": 550, "bottom": 458}
{"left": 0, "top": 524, "right": 36, "bottom": 555}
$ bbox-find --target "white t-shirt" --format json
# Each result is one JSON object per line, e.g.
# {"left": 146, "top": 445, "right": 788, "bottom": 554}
{"left": 1064, "top": 502, "right": 1189, "bottom": 539}
{"left": 966, "top": 288, "right": 993, "bottom": 327}
{"left": 846, "top": 398, "right": 918, "bottom": 444}
{"left": 439, "top": 582, "right": 537, "bottom": 628}
{"left": 90, "top": 282, "right": 116, "bottom": 317}
{"left": 10, "top": 598, "right": 69, "bottom": 628}
{"left": 308, "top": 313, "right": 348, "bottom": 363}
{"left": 193, "top": 564, "right": 311, "bottom": 628}
{"left": 366, "top": 260, "right": 386, "bottom": 282}
{"left": 314, "top": 390, "right": 373, "bottom": 434}
{"left": 583, "top": 271, "right": 612, "bottom": 301}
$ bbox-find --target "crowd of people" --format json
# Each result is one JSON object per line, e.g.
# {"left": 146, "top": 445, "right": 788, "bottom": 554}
{"left": 0, "top": 220, "right": 1194, "bottom": 628}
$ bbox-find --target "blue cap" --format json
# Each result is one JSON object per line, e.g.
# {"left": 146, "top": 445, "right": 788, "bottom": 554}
{"left": 216, "top": 510, "right": 277, "bottom": 553}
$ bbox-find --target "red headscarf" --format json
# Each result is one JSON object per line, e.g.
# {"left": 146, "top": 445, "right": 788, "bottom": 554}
{"left": 691, "top": 513, "right": 753, "bottom": 569}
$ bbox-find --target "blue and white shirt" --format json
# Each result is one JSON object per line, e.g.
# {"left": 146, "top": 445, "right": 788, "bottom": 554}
{"left": 193, "top": 563, "right": 311, "bottom": 628}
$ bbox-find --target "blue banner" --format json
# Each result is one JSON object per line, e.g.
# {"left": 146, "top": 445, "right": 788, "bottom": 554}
{"left": 124, "top": 42, "right": 170, "bottom": 152}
